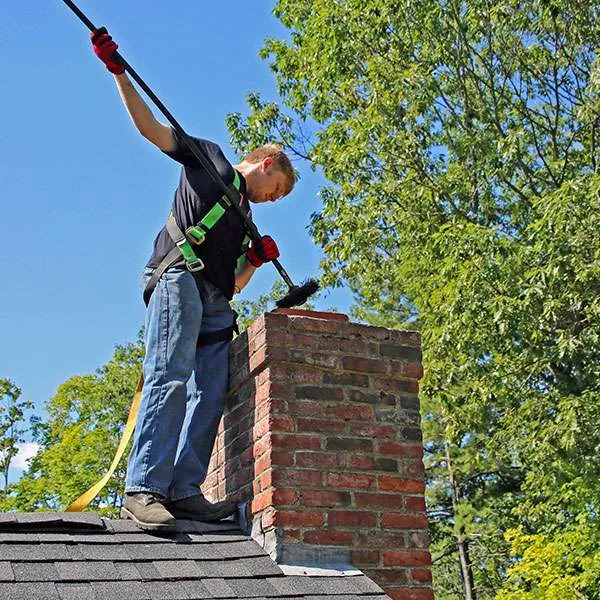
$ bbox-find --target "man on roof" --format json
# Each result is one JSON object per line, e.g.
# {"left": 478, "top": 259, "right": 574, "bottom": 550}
{"left": 91, "top": 28, "right": 295, "bottom": 531}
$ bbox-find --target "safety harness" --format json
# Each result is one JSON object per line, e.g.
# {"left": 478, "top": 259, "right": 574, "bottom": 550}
{"left": 142, "top": 170, "right": 249, "bottom": 306}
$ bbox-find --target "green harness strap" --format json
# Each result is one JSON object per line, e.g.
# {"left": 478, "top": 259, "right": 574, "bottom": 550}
{"left": 174, "top": 170, "right": 242, "bottom": 271}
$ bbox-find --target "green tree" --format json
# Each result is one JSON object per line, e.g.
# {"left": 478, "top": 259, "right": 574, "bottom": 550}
{"left": 2, "top": 337, "right": 143, "bottom": 516}
{"left": 0, "top": 379, "right": 33, "bottom": 493}
{"left": 225, "top": 1, "right": 600, "bottom": 597}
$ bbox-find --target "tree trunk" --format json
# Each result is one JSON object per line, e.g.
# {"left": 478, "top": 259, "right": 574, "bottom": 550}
{"left": 446, "top": 446, "right": 477, "bottom": 600}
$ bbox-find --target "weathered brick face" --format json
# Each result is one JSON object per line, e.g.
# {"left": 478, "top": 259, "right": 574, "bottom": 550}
{"left": 201, "top": 309, "right": 432, "bottom": 600}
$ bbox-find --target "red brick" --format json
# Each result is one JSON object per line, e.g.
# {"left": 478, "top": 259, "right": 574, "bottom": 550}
{"left": 251, "top": 489, "right": 273, "bottom": 513}
{"left": 272, "top": 469, "right": 322, "bottom": 487}
{"left": 297, "top": 418, "right": 346, "bottom": 434}
{"left": 328, "top": 510, "right": 377, "bottom": 527}
{"left": 354, "top": 493, "right": 403, "bottom": 510}
{"left": 270, "top": 450, "right": 295, "bottom": 467}
{"left": 296, "top": 451, "right": 345, "bottom": 469}
{"left": 373, "top": 377, "right": 419, "bottom": 394}
{"left": 270, "top": 415, "right": 296, "bottom": 433}
{"left": 403, "top": 459, "right": 426, "bottom": 478}
{"left": 411, "top": 568, "right": 433, "bottom": 584}
{"left": 253, "top": 434, "right": 273, "bottom": 459}
{"left": 324, "top": 405, "right": 374, "bottom": 421}
{"left": 287, "top": 399, "right": 323, "bottom": 416}
{"left": 383, "top": 551, "right": 432, "bottom": 567}
{"left": 350, "top": 423, "right": 397, "bottom": 439}
{"left": 271, "top": 434, "right": 322, "bottom": 450}
{"left": 269, "top": 364, "right": 322, "bottom": 384}
{"left": 326, "top": 472, "right": 377, "bottom": 490}
{"left": 303, "top": 530, "right": 354, "bottom": 546}
{"left": 252, "top": 469, "right": 272, "bottom": 494}
{"left": 389, "top": 360, "right": 424, "bottom": 379}
{"left": 378, "top": 476, "right": 425, "bottom": 493}
{"left": 350, "top": 455, "right": 376, "bottom": 470}
{"left": 378, "top": 442, "right": 423, "bottom": 457}
{"left": 382, "top": 514, "right": 429, "bottom": 529}
{"left": 272, "top": 488, "right": 299, "bottom": 506}
{"left": 289, "top": 317, "right": 345, "bottom": 333}
{"left": 386, "top": 588, "right": 433, "bottom": 600}
{"left": 253, "top": 417, "right": 270, "bottom": 438}
{"left": 275, "top": 510, "right": 325, "bottom": 527}
{"left": 341, "top": 356, "right": 388, "bottom": 374}
{"left": 254, "top": 452, "right": 272, "bottom": 475}
{"left": 357, "top": 532, "right": 407, "bottom": 549}
{"left": 300, "top": 490, "right": 351, "bottom": 507}
{"left": 404, "top": 496, "right": 427, "bottom": 512}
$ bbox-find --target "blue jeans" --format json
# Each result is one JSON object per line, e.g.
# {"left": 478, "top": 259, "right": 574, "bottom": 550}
{"left": 125, "top": 267, "right": 235, "bottom": 501}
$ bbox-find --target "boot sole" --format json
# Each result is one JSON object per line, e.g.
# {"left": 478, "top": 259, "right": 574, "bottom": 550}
{"left": 167, "top": 506, "right": 238, "bottom": 523}
{"left": 120, "top": 507, "right": 177, "bottom": 532}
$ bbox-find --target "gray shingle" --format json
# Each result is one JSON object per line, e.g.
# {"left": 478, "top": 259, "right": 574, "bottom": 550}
{"left": 153, "top": 559, "right": 205, "bottom": 579}
{"left": 0, "top": 561, "right": 14, "bottom": 582}
{"left": 219, "top": 540, "right": 267, "bottom": 559}
{"left": 114, "top": 560, "right": 143, "bottom": 580}
{"left": 238, "top": 556, "right": 284, "bottom": 577}
{"left": 126, "top": 542, "right": 227, "bottom": 561}
{"left": 56, "top": 582, "right": 98, "bottom": 600}
{"left": 12, "top": 561, "right": 60, "bottom": 582}
{"left": 134, "top": 561, "right": 162, "bottom": 580}
{"left": 348, "top": 575, "right": 385, "bottom": 594}
{"left": 267, "top": 575, "right": 362, "bottom": 596}
{"left": 197, "top": 558, "right": 252, "bottom": 578}
{"left": 144, "top": 580, "right": 190, "bottom": 599}
{"left": 0, "top": 543, "right": 70, "bottom": 561}
{"left": 225, "top": 577, "right": 280, "bottom": 597}
{"left": 80, "top": 543, "right": 131, "bottom": 561}
{"left": 91, "top": 580, "right": 151, "bottom": 600}
{"left": 55, "top": 560, "right": 121, "bottom": 581}
{"left": 0, "top": 581, "right": 60, "bottom": 599}
{"left": 199, "top": 577, "right": 236, "bottom": 598}
{"left": 66, "top": 545, "right": 86, "bottom": 560}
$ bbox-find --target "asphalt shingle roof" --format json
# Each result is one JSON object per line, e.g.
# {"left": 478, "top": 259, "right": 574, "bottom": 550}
{"left": 0, "top": 513, "right": 388, "bottom": 600}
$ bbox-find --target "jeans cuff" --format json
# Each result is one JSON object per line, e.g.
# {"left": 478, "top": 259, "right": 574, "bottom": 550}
{"left": 125, "top": 485, "right": 168, "bottom": 499}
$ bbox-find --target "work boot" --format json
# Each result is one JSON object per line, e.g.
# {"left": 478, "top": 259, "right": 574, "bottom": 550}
{"left": 121, "top": 492, "right": 176, "bottom": 532}
{"left": 166, "top": 494, "right": 237, "bottom": 522}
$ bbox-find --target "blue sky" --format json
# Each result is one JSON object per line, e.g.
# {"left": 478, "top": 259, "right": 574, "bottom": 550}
{"left": 1, "top": 1, "right": 353, "bottom": 478}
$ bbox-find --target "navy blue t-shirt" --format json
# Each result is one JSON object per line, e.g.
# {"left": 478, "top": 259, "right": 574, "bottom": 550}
{"left": 146, "top": 132, "right": 250, "bottom": 300}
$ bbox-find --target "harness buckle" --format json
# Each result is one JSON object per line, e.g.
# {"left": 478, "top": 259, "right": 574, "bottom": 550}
{"left": 185, "top": 226, "right": 206, "bottom": 246}
{"left": 186, "top": 257, "right": 205, "bottom": 272}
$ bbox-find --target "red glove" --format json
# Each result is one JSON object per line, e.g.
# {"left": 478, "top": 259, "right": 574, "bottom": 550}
{"left": 91, "top": 27, "right": 125, "bottom": 75}
{"left": 246, "top": 236, "right": 280, "bottom": 267}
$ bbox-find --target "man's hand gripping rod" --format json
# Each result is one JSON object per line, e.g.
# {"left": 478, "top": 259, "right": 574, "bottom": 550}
{"left": 61, "top": 0, "right": 319, "bottom": 308}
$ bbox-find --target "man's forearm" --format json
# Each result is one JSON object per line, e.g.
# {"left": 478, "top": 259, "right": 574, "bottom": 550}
{"left": 234, "top": 260, "right": 258, "bottom": 293}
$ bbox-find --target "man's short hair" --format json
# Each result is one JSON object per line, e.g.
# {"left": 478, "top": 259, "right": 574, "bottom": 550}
{"left": 243, "top": 144, "right": 296, "bottom": 196}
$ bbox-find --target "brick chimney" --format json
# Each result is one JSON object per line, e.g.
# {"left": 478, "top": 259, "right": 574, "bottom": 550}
{"left": 201, "top": 310, "right": 432, "bottom": 600}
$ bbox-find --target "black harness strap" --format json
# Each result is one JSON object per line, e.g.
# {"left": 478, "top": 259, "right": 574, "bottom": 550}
{"left": 197, "top": 316, "right": 239, "bottom": 348}
{"left": 142, "top": 246, "right": 182, "bottom": 306}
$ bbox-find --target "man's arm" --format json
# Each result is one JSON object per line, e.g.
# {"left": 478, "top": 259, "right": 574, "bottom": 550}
{"left": 113, "top": 73, "right": 175, "bottom": 152}
{"left": 91, "top": 28, "right": 175, "bottom": 152}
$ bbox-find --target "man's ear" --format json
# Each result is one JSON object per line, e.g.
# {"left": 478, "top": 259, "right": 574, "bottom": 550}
{"left": 262, "top": 156, "right": 274, "bottom": 171}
